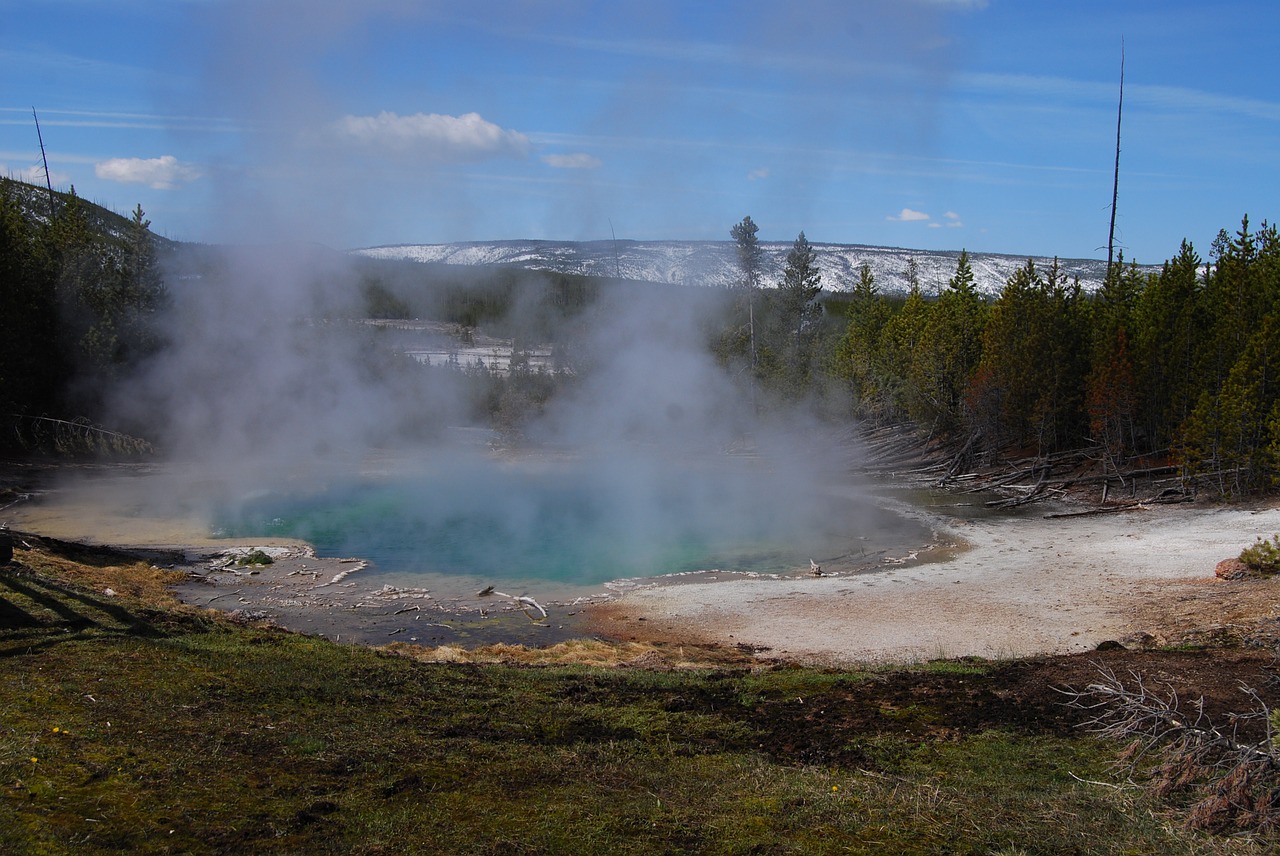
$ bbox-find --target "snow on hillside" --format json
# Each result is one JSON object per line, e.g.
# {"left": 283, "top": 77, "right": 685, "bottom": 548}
{"left": 354, "top": 239, "right": 1143, "bottom": 297}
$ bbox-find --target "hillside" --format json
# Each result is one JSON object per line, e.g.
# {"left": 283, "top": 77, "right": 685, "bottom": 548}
{"left": 355, "top": 238, "right": 1154, "bottom": 297}
{"left": 0, "top": 176, "right": 178, "bottom": 253}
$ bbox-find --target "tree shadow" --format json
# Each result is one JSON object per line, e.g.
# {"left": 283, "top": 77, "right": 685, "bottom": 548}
{"left": 0, "top": 565, "right": 166, "bottom": 657}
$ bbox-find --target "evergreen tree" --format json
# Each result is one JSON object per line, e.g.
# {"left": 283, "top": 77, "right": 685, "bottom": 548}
{"left": 772, "top": 231, "right": 823, "bottom": 396}
{"left": 914, "top": 250, "right": 986, "bottom": 433}
{"left": 1133, "top": 239, "right": 1204, "bottom": 451}
{"left": 971, "top": 259, "right": 1088, "bottom": 453}
{"left": 730, "top": 215, "right": 762, "bottom": 291}
{"left": 1084, "top": 254, "right": 1145, "bottom": 463}
{"left": 877, "top": 279, "right": 930, "bottom": 422}
{"left": 1178, "top": 217, "right": 1280, "bottom": 491}
{"left": 729, "top": 215, "right": 763, "bottom": 406}
{"left": 1182, "top": 312, "right": 1280, "bottom": 493}
{"left": 0, "top": 184, "right": 65, "bottom": 423}
{"left": 834, "top": 263, "right": 892, "bottom": 419}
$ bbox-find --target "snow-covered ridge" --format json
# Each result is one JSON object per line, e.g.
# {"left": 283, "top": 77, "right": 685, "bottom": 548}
{"left": 354, "top": 239, "right": 1146, "bottom": 297}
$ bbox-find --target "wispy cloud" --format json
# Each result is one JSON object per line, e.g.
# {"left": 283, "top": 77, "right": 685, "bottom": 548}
{"left": 887, "top": 207, "right": 930, "bottom": 222}
{"left": 541, "top": 152, "right": 601, "bottom": 169}
{"left": 944, "top": 210, "right": 963, "bottom": 227}
{"left": 0, "top": 108, "right": 240, "bottom": 134}
{"left": 333, "top": 111, "right": 530, "bottom": 161}
{"left": 2, "top": 162, "right": 70, "bottom": 186}
{"left": 913, "top": 0, "right": 988, "bottom": 9}
{"left": 958, "top": 71, "right": 1280, "bottom": 122}
{"left": 95, "top": 155, "right": 202, "bottom": 189}
{"left": 747, "top": 167, "right": 769, "bottom": 181}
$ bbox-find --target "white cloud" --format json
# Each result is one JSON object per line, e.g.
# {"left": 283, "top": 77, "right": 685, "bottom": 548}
{"left": 944, "top": 210, "right": 963, "bottom": 227}
{"left": 747, "top": 167, "right": 769, "bottom": 181}
{"left": 887, "top": 207, "right": 930, "bottom": 222}
{"left": 95, "top": 155, "right": 202, "bottom": 189}
{"left": 541, "top": 152, "right": 601, "bottom": 169}
{"left": 3, "top": 162, "right": 71, "bottom": 186}
{"left": 333, "top": 111, "right": 530, "bottom": 160}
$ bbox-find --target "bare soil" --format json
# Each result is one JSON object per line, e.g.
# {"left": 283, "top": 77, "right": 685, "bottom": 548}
{"left": 584, "top": 499, "right": 1280, "bottom": 665}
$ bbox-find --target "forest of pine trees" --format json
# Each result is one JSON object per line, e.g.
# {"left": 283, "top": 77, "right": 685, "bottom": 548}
{"left": 1, "top": 180, "right": 165, "bottom": 451}
{"left": 3, "top": 173, "right": 1278, "bottom": 496}
{"left": 821, "top": 217, "right": 1280, "bottom": 495}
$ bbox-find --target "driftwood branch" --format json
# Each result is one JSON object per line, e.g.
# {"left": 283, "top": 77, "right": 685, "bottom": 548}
{"left": 480, "top": 588, "right": 549, "bottom": 622}
{"left": 1061, "top": 663, "right": 1280, "bottom": 834}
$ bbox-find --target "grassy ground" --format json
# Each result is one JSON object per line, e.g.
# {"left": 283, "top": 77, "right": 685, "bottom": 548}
{"left": 0, "top": 537, "right": 1268, "bottom": 854}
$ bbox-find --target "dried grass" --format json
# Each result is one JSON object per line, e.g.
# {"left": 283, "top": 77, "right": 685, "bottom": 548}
{"left": 1064, "top": 663, "right": 1280, "bottom": 837}
{"left": 383, "top": 638, "right": 752, "bottom": 669}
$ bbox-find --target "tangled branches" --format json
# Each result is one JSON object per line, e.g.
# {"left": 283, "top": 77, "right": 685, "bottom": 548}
{"left": 6, "top": 414, "right": 152, "bottom": 457}
{"left": 1062, "top": 664, "right": 1280, "bottom": 835}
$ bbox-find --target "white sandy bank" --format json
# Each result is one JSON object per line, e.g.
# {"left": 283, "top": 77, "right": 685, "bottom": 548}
{"left": 593, "top": 502, "right": 1280, "bottom": 665}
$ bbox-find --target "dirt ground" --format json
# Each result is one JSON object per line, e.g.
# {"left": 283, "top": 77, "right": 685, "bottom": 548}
{"left": 7, "top": 459, "right": 1280, "bottom": 668}
{"left": 584, "top": 499, "right": 1280, "bottom": 665}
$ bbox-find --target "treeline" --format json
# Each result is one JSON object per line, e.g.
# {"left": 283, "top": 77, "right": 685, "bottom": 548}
{"left": 358, "top": 260, "right": 601, "bottom": 341}
{"left": 0, "top": 179, "right": 165, "bottom": 451}
{"left": 5, "top": 171, "right": 1279, "bottom": 494}
{"left": 714, "top": 220, "right": 837, "bottom": 408}
{"left": 818, "top": 218, "right": 1280, "bottom": 495}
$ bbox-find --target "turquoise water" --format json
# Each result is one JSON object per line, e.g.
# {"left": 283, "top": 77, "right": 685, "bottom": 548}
{"left": 214, "top": 458, "right": 929, "bottom": 588}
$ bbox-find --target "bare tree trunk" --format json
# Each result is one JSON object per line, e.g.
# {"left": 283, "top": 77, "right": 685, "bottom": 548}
{"left": 1106, "top": 40, "right": 1125, "bottom": 280}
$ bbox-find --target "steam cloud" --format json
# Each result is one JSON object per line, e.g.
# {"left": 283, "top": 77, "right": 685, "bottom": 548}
{"left": 82, "top": 0, "right": 959, "bottom": 585}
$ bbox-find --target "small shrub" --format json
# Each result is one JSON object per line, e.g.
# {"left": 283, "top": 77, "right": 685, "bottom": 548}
{"left": 1240, "top": 534, "right": 1280, "bottom": 575}
{"left": 235, "top": 549, "right": 275, "bottom": 567}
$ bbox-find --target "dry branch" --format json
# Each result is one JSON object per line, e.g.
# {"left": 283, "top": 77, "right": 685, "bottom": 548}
{"left": 1061, "top": 664, "right": 1280, "bottom": 834}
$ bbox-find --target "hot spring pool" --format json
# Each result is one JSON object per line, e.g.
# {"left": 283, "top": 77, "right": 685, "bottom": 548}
{"left": 211, "top": 455, "right": 933, "bottom": 595}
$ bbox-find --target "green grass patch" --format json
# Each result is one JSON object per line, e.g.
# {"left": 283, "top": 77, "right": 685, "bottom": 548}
{"left": 0, "top": 546, "right": 1256, "bottom": 854}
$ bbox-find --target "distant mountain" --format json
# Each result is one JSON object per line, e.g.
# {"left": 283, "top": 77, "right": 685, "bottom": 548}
{"left": 355, "top": 239, "right": 1152, "bottom": 297}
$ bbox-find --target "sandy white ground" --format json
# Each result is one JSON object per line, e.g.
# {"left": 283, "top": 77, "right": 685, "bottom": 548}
{"left": 588, "top": 501, "right": 1280, "bottom": 665}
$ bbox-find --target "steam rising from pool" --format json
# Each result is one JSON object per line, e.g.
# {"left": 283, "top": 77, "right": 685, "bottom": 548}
{"left": 51, "top": 0, "right": 963, "bottom": 597}
{"left": 213, "top": 452, "right": 917, "bottom": 590}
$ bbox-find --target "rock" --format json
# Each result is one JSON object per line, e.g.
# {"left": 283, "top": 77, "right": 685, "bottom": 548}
{"left": 1215, "top": 558, "right": 1250, "bottom": 580}
{"left": 1120, "top": 631, "right": 1158, "bottom": 649}
{"left": 1094, "top": 640, "right": 1125, "bottom": 651}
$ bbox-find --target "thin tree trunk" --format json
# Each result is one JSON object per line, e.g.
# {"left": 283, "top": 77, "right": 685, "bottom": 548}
{"left": 1106, "top": 40, "right": 1125, "bottom": 279}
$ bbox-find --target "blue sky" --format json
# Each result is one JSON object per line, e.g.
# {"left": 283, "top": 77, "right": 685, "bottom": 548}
{"left": 2, "top": 0, "right": 1277, "bottom": 263}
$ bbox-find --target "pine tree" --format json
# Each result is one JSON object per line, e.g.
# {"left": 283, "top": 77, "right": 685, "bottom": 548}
{"left": 772, "top": 231, "right": 823, "bottom": 396}
{"left": 1084, "top": 254, "right": 1145, "bottom": 464}
{"left": 914, "top": 250, "right": 986, "bottom": 433}
{"left": 1183, "top": 312, "right": 1280, "bottom": 493}
{"left": 1179, "top": 217, "right": 1280, "bottom": 491}
{"left": 0, "top": 183, "right": 65, "bottom": 423}
{"left": 971, "top": 258, "right": 1087, "bottom": 453}
{"left": 727, "top": 215, "right": 764, "bottom": 409}
{"left": 834, "top": 263, "right": 892, "bottom": 419}
{"left": 878, "top": 279, "right": 930, "bottom": 422}
{"left": 1133, "top": 239, "right": 1204, "bottom": 451}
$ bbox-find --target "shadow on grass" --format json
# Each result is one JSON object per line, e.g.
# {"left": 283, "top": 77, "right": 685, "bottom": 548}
{"left": 0, "top": 564, "right": 166, "bottom": 656}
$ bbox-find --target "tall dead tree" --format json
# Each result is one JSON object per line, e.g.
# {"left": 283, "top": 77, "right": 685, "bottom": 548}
{"left": 1106, "top": 41, "right": 1125, "bottom": 281}
{"left": 32, "top": 107, "right": 56, "bottom": 220}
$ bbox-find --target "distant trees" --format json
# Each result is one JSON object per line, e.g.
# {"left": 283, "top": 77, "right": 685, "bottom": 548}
{"left": 765, "top": 231, "right": 824, "bottom": 399}
{"left": 0, "top": 183, "right": 65, "bottom": 420}
{"left": 820, "top": 216, "right": 1280, "bottom": 494}
{"left": 1176, "top": 218, "right": 1280, "bottom": 492}
{"left": 718, "top": 221, "right": 836, "bottom": 405}
{"left": 913, "top": 250, "right": 986, "bottom": 434}
{"left": 6, "top": 169, "right": 1278, "bottom": 493}
{"left": 0, "top": 180, "right": 167, "bottom": 448}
